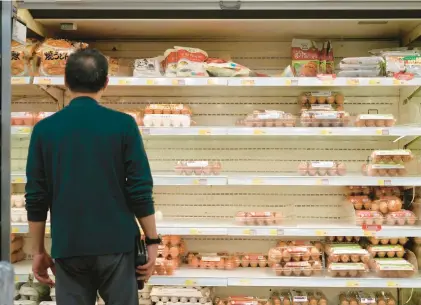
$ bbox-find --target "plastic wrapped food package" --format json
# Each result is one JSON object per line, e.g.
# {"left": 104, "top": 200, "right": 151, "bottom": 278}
{"left": 355, "top": 210, "right": 384, "bottom": 226}
{"left": 163, "top": 48, "right": 178, "bottom": 77}
{"left": 11, "top": 41, "right": 29, "bottom": 76}
{"left": 327, "top": 262, "right": 369, "bottom": 277}
{"left": 369, "top": 197, "right": 402, "bottom": 214}
{"left": 133, "top": 57, "right": 163, "bottom": 77}
{"left": 325, "top": 244, "right": 370, "bottom": 264}
{"left": 174, "top": 161, "right": 222, "bottom": 175}
{"left": 370, "top": 150, "right": 413, "bottom": 164}
{"left": 337, "top": 69, "right": 383, "bottom": 77}
{"left": 240, "top": 110, "right": 296, "bottom": 127}
{"left": 381, "top": 51, "right": 421, "bottom": 77}
{"left": 235, "top": 211, "right": 283, "bottom": 226}
{"left": 291, "top": 39, "right": 320, "bottom": 77}
{"left": 367, "top": 245, "right": 405, "bottom": 258}
{"left": 368, "top": 237, "right": 408, "bottom": 245}
{"left": 354, "top": 114, "right": 396, "bottom": 128}
{"left": 187, "top": 253, "right": 236, "bottom": 270}
{"left": 298, "top": 161, "right": 346, "bottom": 176}
{"left": 369, "top": 258, "right": 416, "bottom": 278}
{"left": 300, "top": 110, "right": 350, "bottom": 127}
{"left": 347, "top": 196, "right": 372, "bottom": 210}
{"left": 235, "top": 254, "right": 269, "bottom": 268}
{"left": 36, "top": 39, "right": 87, "bottom": 76}
{"left": 340, "top": 56, "right": 384, "bottom": 66}
{"left": 204, "top": 59, "right": 251, "bottom": 77}
{"left": 298, "top": 91, "right": 345, "bottom": 111}
{"left": 384, "top": 210, "right": 417, "bottom": 226}
{"left": 362, "top": 164, "right": 407, "bottom": 177}
{"left": 175, "top": 46, "right": 208, "bottom": 77}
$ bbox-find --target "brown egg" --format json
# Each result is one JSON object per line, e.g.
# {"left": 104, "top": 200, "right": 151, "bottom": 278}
{"left": 283, "top": 299, "right": 291, "bottom": 305}
{"left": 282, "top": 250, "right": 291, "bottom": 262}
{"left": 396, "top": 250, "right": 405, "bottom": 258}
{"left": 337, "top": 163, "right": 346, "bottom": 176}
{"left": 399, "top": 237, "right": 408, "bottom": 245}
{"left": 377, "top": 251, "right": 386, "bottom": 258}
{"left": 389, "top": 238, "right": 398, "bottom": 245}
{"left": 337, "top": 236, "right": 345, "bottom": 242}
{"left": 348, "top": 270, "right": 358, "bottom": 277}
{"left": 292, "top": 254, "right": 301, "bottom": 262}
{"left": 387, "top": 300, "right": 396, "bottom": 305}
{"left": 241, "top": 257, "right": 250, "bottom": 267}
{"left": 365, "top": 120, "right": 375, "bottom": 127}
{"left": 191, "top": 256, "right": 200, "bottom": 268}
{"left": 397, "top": 217, "right": 406, "bottom": 226}
{"left": 380, "top": 238, "right": 389, "bottom": 245}
{"left": 341, "top": 254, "right": 350, "bottom": 263}
{"left": 339, "top": 270, "right": 348, "bottom": 277}
{"left": 292, "top": 268, "right": 302, "bottom": 276}
{"left": 370, "top": 237, "right": 380, "bottom": 245}
{"left": 283, "top": 268, "right": 292, "bottom": 276}
{"left": 380, "top": 201, "right": 389, "bottom": 213}
{"left": 318, "top": 97, "right": 327, "bottom": 104}
{"left": 371, "top": 202, "right": 379, "bottom": 211}
{"left": 298, "top": 162, "right": 308, "bottom": 176}
{"left": 309, "top": 96, "right": 317, "bottom": 104}
{"left": 377, "top": 300, "right": 386, "bottom": 305}
{"left": 351, "top": 255, "right": 360, "bottom": 263}
{"left": 327, "top": 96, "right": 336, "bottom": 104}
{"left": 407, "top": 214, "right": 416, "bottom": 225}
{"left": 327, "top": 167, "right": 337, "bottom": 176}
{"left": 169, "top": 246, "right": 179, "bottom": 257}
{"left": 387, "top": 251, "right": 395, "bottom": 258}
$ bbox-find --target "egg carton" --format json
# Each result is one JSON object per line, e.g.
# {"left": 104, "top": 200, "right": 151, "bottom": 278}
{"left": 326, "top": 236, "right": 361, "bottom": 243}
{"left": 156, "top": 302, "right": 212, "bottom": 305}
{"left": 11, "top": 208, "right": 51, "bottom": 223}
{"left": 355, "top": 114, "right": 396, "bottom": 127}
{"left": 235, "top": 212, "right": 283, "bottom": 226}
{"left": 11, "top": 194, "right": 25, "bottom": 208}
{"left": 366, "top": 245, "right": 405, "bottom": 258}
{"left": 143, "top": 114, "right": 191, "bottom": 127}
{"left": 152, "top": 297, "right": 210, "bottom": 304}
{"left": 367, "top": 237, "right": 408, "bottom": 245}
{"left": 325, "top": 244, "right": 370, "bottom": 264}
{"left": 327, "top": 262, "right": 369, "bottom": 277}
{"left": 150, "top": 287, "right": 212, "bottom": 299}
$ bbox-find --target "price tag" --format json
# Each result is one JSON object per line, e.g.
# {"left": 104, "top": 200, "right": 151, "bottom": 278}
{"left": 15, "top": 275, "right": 20, "bottom": 283}
{"left": 378, "top": 179, "right": 392, "bottom": 186}
{"left": 172, "top": 79, "right": 185, "bottom": 86}
{"left": 146, "top": 79, "right": 156, "bottom": 85}
{"left": 241, "top": 79, "right": 255, "bottom": 86}
{"left": 316, "top": 179, "right": 329, "bottom": 185}
{"left": 387, "top": 281, "right": 399, "bottom": 287}
{"left": 18, "top": 127, "right": 31, "bottom": 134}
{"left": 11, "top": 77, "right": 27, "bottom": 85}
{"left": 37, "top": 78, "right": 52, "bottom": 85}
{"left": 239, "top": 279, "right": 252, "bottom": 285}
{"left": 45, "top": 227, "right": 51, "bottom": 234}
{"left": 322, "top": 80, "right": 334, "bottom": 85}
{"left": 285, "top": 79, "right": 299, "bottom": 86}
{"left": 252, "top": 178, "right": 263, "bottom": 185}
{"left": 184, "top": 279, "right": 197, "bottom": 286}
{"left": 243, "top": 229, "right": 255, "bottom": 235}
{"left": 393, "top": 79, "right": 405, "bottom": 85}
{"left": 346, "top": 280, "right": 360, "bottom": 287}
{"left": 269, "top": 229, "right": 284, "bottom": 236}
{"left": 363, "top": 230, "right": 375, "bottom": 237}
{"left": 253, "top": 129, "right": 265, "bottom": 135}
{"left": 207, "top": 79, "right": 216, "bottom": 85}
{"left": 320, "top": 129, "right": 332, "bottom": 135}
{"left": 346, "top": 79, "right": 360, "bottom": 86}
{"left": 376, "top": 129, "right": 389, "bottom": 136}
{"left": 189, "top": 228, "right": 201, "bottom": 235}
{"left": 118, "top": 79, "right": 131, "bottom": 85}
{"left": 192, "top": 179, "right": 208, "bottom": 185}
{"left": 369, "top": 79, "right": 381, "bottom": 85}
{"left": 13, "top": 177, "right": 24, "bottom": 183}
{"left": 315, "top": 230, "right": 327, "bottom": 236}
{"left": 198, "top": 129, "right": 211, "bottom": 135}
{"left": 12, "top": 227, "right": 19, "bottom": 233}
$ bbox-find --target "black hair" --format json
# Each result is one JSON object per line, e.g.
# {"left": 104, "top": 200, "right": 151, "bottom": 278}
{"left": 65, "top": 48, "right": 108, "bottom": 93}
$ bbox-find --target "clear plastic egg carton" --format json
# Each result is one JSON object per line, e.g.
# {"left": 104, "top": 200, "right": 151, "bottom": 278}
{"left": 347, "top": 186, "right": 371, "bottom": 196}
{"left": 11, "top": 208, "right": 50, "bottom": 223}
{"left": 354, "top": 114, "right": 396, "bottom": 127}
{"left": 300, "top": 110, "right": 350, "bottom": 127}
{"left": 235, "top": 211, "right": 284, "bottom": 225}
{"left": 268, "top": 245, "right": 322, "bottom": 263}
{"left": 11, "top": 112, "right": 35, "bottom": 126}
{"left": 384, "top": 210, "right": 417, "bottom": 226}
{"left": 325, "top": 244, "right": 371, "bottom": 264}
{"left": 297, "top": 161, "right": 346, "bottom": 176}
{"left": 298, "top": 91, "right": 344, "bottom": 111}
{"left": 369, "top": 258, "right": 416, "bottom": 278}
{"left": 339, "top": 291, "right": 380, "bottom": 305}
{"left": 215, "top": 296, "right": 263, "bottom": 305}
{"left": 368, "top": 237, "right": 408, "bottom": 245}
{"left": 239, "top": 110, "right": 296, "bottom": 127}
{"left": 234, "top": 253, "right": 269, "bottom": 268}
{"left": 144, "top": 104, "right": 192, "bottom": 115}
{"left": 361, "top": 163, "right": 407, "bottom": 177}
{"left": 369, "top": 196, "right": 403, "bottom": 214}
{"left": 174, "top": 161, "right": 222, "bottom": 176}
{"left": 355, "top": 210, "right": 384, "bottom": 226}
{"left": 143, "top": 114, "right": 192, "bottom": 127}
{"left": 326, "top": 236, "right": 361, "bottom": 243}
{"left": 375, "top": 292, "right": 397, "bottom": 305}
{"left": 186, "top": 253, "right": 236, "bottom": 270}
{"left": 370, "top": 149, "right": 413, "bottom": 164}
{"left": 273, "top": 261, "right": 322, "bottom": 276}
{"left": 327, "top": 262, "right": 369, "bottom": 277}
{"left": 347, "top": 196, "right": 372, "bottom": 210}
{"left": 366, "top": 245, "right": 405, "bottom": 259}
{"left": 154, "top": 257, "right": 176, "bottom": 275}
{"left": 150, "top": 286, "right": 213, "bottom": 304}
{"left": 11, "top": 194, "right": 25, "bottom": 208}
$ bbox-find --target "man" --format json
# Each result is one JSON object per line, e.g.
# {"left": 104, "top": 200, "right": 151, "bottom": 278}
{"left": 25, "top": 48, "right": 159, "bottom": 305}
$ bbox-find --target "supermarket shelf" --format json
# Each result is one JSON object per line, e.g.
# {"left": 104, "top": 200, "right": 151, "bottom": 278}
{"left": 27, "top": 76, "right": 421, "bottom": 87}
{"left": 10, "top": 220, "right": 421, "bottom": 237}
{"left": 13, "top": 261, "right": 421, "bottom": 288}
{"left": 13, "top": 126, "right": 421, "bottom": 138}
{"left": 12, "top": 172, "right": 421, "bottom": 186}
{"left": 227, "top": 174, "right": 421, "bottom": 186}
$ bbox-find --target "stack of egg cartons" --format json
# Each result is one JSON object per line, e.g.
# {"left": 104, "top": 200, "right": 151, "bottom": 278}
{"left": 150, "top": 286, "right": 213, "bottom": 305}
{"left": 337, "top": 57, "right": 384, "bottom": 77}
{"left": 97, "top": 285, "right": 152, "bottom": 305}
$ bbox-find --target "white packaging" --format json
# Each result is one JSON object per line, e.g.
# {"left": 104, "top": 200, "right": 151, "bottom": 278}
{"left": 133, "top": 57, "right": 163, "bottom": 77}
{"left": 175, "top": 46, "right": 208, "bottom": 77}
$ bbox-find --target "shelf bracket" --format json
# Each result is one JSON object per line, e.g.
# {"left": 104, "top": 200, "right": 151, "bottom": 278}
{"left": 37, "top": 85, "right": 65, "bottom": 109}
{"left": 219, "top": 1, "right": 241, "bottom": 10}
{"left": 16, "top": 9, "right": 47, "bottom": 38}
{"left": 402, "top": 86, "right": 421, "bottom": 105}
{"left": 402, "top": 22, "right": 421, "bottom": 46}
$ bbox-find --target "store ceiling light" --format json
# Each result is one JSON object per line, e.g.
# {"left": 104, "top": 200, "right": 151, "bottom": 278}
{"left": 358, "top": 21, "right": 389, "bottom": 25}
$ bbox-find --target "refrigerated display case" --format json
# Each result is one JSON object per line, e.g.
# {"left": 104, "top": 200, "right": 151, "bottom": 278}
{"left": 3, "top": 1, "right": 421, "bottom": 304}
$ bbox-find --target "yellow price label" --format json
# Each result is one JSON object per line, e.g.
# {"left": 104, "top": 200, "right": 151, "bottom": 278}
{"left": 320, "top": 129, "right": 332, "bottom": 135}
{"left": 346, "top": 280, "right": 360, "bottom": 287}
{"left": 11, "top": 77, "right": 27, "bottom": 85}
{"left": 322, "top": 80, "right": 333, "bottom": 85}
{"left": 378, "top": 180, "right": 385, "bottom": 186}
{"left": 146, "top": 79, "right": 156, "bottom": 85}
{"left": 207, "top": 79, "right": 216, "bottom": 85}
{"left": 252, "top": 178, "right": 263, "bottom": 185}
{"left": 242, "top": 229, "right": 255, "bottom": 235}
{"left": 363, "top": 230, "right": 374, "bottom": 237}
{"left": 189, "top": 228, "right": 201, "bottom": 235}
{"left": 19, "top": 127, "right": 31, "bottom": 134}
{"left": 198, "top": 129, "right": 211, "bottom": 135}
{"left": 239, "top": 279, "right": 252, "bottom": 285}
{"left": 15, "top": 275, "right": 20, "bottom": 282}
{"left": 241, "top": 79, "right": 255, "bottom": 86}
{"left": 38, "top": 78, "right": 52, "bottom": 85}
{"left": 269, "top": 229, "right": 278, "bottom": 236}
{"left": 45, "top": 227, "right": 51, "bottom": 234}
{"left": 253, "top": 129, "right": 265, "bottom": 135}
{"left": 316, "top": 179, "right": 329, "bottom": 186}
{"left": 393, "top": 79, "right": 404, "bottom": 85}
{"left": 315, "top": 230, "right": 327, "bottom": 236}
{"left": 118, "top": 79, "right": 131, "bottom": 85}
{"left": 387, "top": 281, "right": 399, "bottom": 287}
{"left": 285, "top": 79, "right": 292, "bottom": 86}
{"left": 346, "top": 79, "right": 360, "bottom": 86}
{"left": 184, "top": 279, "right": 197, "bottom": 286}
{"left": 369, "top": 79, "right": 381, "bottom": 85}
{"left": 12, "top": 227, "right": 19, "bottom": 233}
{"left": 172, "top": 79, "right": 185, "bottom": 86}
{"left": 13, "top": 177, "right": 24, "bottom": 183}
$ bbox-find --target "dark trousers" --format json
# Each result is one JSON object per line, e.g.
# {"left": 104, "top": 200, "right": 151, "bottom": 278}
{"left": 55, "top": 251, "right": 138, "bottom": 305}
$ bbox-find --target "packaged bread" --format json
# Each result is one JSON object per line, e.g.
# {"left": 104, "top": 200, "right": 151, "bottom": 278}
{"left": 11, "top": 39, "right": 39, "bottom": 76}
{"left": 355, "top": 114, "right": 396, "bottom": 127}
{"left": 133, "top": 57, "right": 163, "bottom": 77}
{"left": 175, "top": 46, "right": 208, "bottom": 77}
{"left": 163, "top": 48, "right": 177, "bottom": 77}
{"left": 291, "top": 39, "right": 319, "bottom": 77}
{"left": 107, "top": 57, "right": 120, "bottom": 76}
{"left": 36, "top": 39, "right": 87, "bottom": 76}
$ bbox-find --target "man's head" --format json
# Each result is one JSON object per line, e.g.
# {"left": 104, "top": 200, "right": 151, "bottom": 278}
{"left": 65, "top": 48, "right": 109, "bottom": 99}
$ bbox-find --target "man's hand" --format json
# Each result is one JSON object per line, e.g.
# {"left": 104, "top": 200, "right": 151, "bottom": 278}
{"left": 136, "top": 244, "right": 158, "bottom": 282}
{"left": 32, "top": 251, "right": 56, "bottom": 287}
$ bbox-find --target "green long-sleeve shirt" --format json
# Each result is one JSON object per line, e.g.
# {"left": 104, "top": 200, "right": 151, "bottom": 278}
{"left": 25, "top": 96, "right": 154, "bottom": 259}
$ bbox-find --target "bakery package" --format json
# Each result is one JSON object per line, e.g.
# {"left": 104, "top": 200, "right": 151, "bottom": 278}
{"left": 11, "top": 39, "right": 39, "bottom": 76}
{"left": 204, "top": 58, "right": 251, "bottom": 77}
{"left": 175, "top": 46, "right": 208, "bottom": 77}
{"left": 291, "top": 39, "right": 320, "bottom": 77}
{"left": 133, "top": 56, "right": 163, "bottom": 77}
{"left": 36, "top": 39, "right": 88, "bottom": 76}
